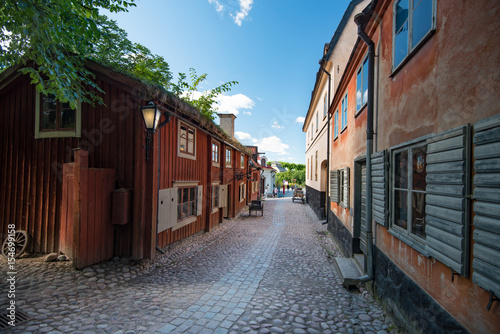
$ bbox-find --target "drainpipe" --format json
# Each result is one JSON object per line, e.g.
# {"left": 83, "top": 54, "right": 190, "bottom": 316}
{"left": 319, "top": 62, "right": 331, "bottom": 226}
{"left": 354, "top": 12, "right": 375, "bottom": 282}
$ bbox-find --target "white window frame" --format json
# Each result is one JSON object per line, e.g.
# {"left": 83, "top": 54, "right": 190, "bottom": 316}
{"left": 392, "top": 0, "right": 437, "bottom": 71}
{"left": 35, "top": 93, "right": 81, "bottom": 139}
{"left": 323, "top": 93, "right": 328, "bottom": 119}
{"left": 356, "top": 56, "right": 368, "bottom": 113}
{"left": 334, "top": 110, "right": 339, "bottom": 139}
{"left": 240, "top": 153, "right": 245, "bottom": 169}
{"left": 225, "top": 148, "right": 232, "bottom": 167}
{"left": 178, "top": 121, "right": 197, "bottom": 160}
{"left": 211, "top": 182, "right": 220, "bottom": 213}
{"left": 390, "top": 140, "right": 428, "bottom": 251}
{"left": 212, "top": 140, "right": 220, "bottom": 167}
{"left": 316, "top": 112, "right": 319, "bottom": 132}
{"left": 341, "top": 91, "right": 348, "bottom": 131}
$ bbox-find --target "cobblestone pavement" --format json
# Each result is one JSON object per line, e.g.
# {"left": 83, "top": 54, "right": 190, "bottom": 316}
{"left": 0, "top": 197, "right": 396, "bottom": 334}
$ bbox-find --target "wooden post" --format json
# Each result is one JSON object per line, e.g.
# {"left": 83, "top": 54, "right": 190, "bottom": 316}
{"left": 72, "top": 148, "right": 88, "bottom": 269}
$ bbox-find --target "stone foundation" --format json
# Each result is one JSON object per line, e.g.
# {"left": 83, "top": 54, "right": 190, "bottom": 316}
{"left": 305, "top": 186, "right": 326, "bottom": 220}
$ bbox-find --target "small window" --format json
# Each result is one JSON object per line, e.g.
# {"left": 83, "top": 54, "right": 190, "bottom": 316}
{"left": 323, "top": 93, "right": 328, "bottom": 118}
{"left": 316, "top": 112, "right": 319, "bottom": 132}
{"left": 225, "top": 148, "right": 232, "bottom": 167}
{"left": 393, "top": 0, "right": 435, "bottom": 69}
{"left": 356, "top": 57, "right": 368, "bottom": 112}
{"left": 177, "top": 186, "right": 197, "bottom": 222}
{"left": 212, "top": 183, "right": 220, "bottom": 211}
{"left": 35, "top": 93, "right": 81, "bottom": 138}
{"left": 339, "top": 167, "right": 349, "bottom": 207}
{"left": 392, "top": 143, "right": 427, "bottom": 240}
{"left": 178, "top": 122, "right": 196, "bottom": 160}
{"left": 334, "top": 111, "right": 339, "bottom": 138}
{"left": 240, "top": 154, "right": 245, "bottom": 168}
{"left": 341, "top": 92, "right": 348, "bottom": 130}
{"left": 315, "top": 151, "right": 318, "bottom": 181}
{"left": 239, "top": 182, "right": 246, "bottom": 202}
{"left": 212, "top": 141, "right": 220, "bottom": 166}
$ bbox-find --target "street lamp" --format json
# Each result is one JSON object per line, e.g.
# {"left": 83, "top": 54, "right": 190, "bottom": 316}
{"left": 141, "top": 101, "right": 170, "bottom": 161}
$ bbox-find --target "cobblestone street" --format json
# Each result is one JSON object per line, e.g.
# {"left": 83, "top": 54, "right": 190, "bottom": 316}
{"left": 1, "top": 196, "right": 396, "bottom": 334}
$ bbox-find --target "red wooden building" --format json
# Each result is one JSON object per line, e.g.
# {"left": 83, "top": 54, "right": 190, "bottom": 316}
{"left": 0, "top": 61, "right": 255, "bottom": 268}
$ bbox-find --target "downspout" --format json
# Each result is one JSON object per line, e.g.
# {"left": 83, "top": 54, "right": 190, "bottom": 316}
{"left": 319, "top": 63, "right": 331, "bottom": 226}
{"left": 354, "top": 12, "right": 375, "bottom": 282}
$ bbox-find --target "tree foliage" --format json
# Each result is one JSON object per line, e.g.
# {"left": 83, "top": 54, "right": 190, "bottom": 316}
{"left": 275, "top": 170, "right": 305, "bottom": 187}
{"left": 0, "top": 0, "right": 137, "bottom": 107}
{"left": 171, "top": 68, "right": 238, "bottom": 120}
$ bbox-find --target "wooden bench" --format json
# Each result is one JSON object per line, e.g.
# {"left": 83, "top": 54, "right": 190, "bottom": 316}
{"left": 249, "top": 200, "right": 264, "bottom": 216}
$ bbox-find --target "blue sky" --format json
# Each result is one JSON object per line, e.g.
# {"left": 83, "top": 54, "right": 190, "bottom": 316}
{"left": 105, "top": 0, "right": 353, "bottom": 164}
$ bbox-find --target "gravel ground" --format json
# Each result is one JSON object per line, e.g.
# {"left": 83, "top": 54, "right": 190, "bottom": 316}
{"left": 0, "top": 196, "right": 396, "bottom": 334}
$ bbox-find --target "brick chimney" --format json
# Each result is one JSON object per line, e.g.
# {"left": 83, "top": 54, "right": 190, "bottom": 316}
{"left": 218, "top": 113, "right": 237, "bottom": 140}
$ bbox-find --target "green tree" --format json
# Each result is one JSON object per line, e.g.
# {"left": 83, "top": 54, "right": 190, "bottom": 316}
{"left": 171, "top": 68, "right": 238, "bottom": 120}
{"left": 0, "top": 0, "right": 136, "bottom": 107}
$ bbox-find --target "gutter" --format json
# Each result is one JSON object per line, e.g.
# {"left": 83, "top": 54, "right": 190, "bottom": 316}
{"left": 354, "top": 9, "right": 375, "bottom": 282}
{"left": 319, "top": 62, "right": 331, "bottom": 226}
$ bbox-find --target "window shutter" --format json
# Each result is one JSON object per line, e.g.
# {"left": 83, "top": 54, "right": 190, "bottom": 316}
{"left": 372, "top": 150, "right": 388, "bottom": 227}
{"left": 472, "top": 114, "right": 500, "bottom": 298}
{"left": 158, "top": 188, "right": 177, "bottom": 233}
{"left": 196, "top": 185, "right": 203, "bottom": 216}
{"left": 343, "top": 167, "right": 350, "bottom": 208}
{"left": 218, "top": 185, "right": 225, "bottom": 208}
{"left": 330, "top": 170, "right": 339, "bottom": 202}
{"left": 425, "top": 125, "right": 471, "bottom": 277}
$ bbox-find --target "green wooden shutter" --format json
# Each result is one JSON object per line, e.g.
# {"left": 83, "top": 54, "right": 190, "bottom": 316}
{"left": 330, "top": 170, "right": 339, "bottom": 203}
{"left": 372, "top": 150, "right": 388, "bottom": 227}
{"left": 359, "top": 163, "right": 367, "bottom": 253}
{"left": 425, "top": 125, "right": 471, "bottom": 277}
{"left": 472, "top": 114, "right": 500, "bottom": 298}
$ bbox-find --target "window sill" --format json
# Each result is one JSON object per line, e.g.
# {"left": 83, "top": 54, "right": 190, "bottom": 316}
{"left": 36, "top": 130, "right": 80, "bottom": 139}
{"left": 355, "top": 104, "right": 367, "bottom": 118}
{"left": 388, "top": 227, "right": 429, "bottom": 257}
{"left": 340, "top": 126, "right": 347, "bottom": 135}
{"left": 212, "top": 161, "right": 220, "bottom": 168}
{"left": 178, "top": 151, "right": 196, "bottom": 160}
{"left": 390, "top": 29, "right": 436, "bottom": 78}
{"left": 172, "top": 216, "right": 197, "bottom": 232}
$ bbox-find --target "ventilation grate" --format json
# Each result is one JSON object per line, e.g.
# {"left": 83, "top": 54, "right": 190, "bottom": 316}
{"left": 0, "top": 309, "right": 30, "bottom": 329}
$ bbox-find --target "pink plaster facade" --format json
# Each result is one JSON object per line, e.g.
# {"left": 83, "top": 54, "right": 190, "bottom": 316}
{"left": 328, "top": 0, "right": 500, "bottom": 332}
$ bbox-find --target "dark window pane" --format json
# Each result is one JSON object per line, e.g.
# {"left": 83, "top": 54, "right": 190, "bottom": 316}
{"left": 183, "top": 188, "right": 189, "bottom": 203}
{"left": 394, "top": 189, "right": 408, "bottom": 229}
{"left": 412, "top": 0, "right": 433, "bottom": 48}
{"left": 177, "top": 204, "right": 181, "bottom": 221}
{"left": 356, "top": 69, "right": 362, "bottom": 110}
{"left": 395, "top": 151, "right": 408, "bottom": 188}
{"left": 190, "top": 187, "right": 195, "bottom": 201}
{"left": 61, "top": 107, "right": 75, "bottom": 129}
{"left": 190, "top": 202, "right": 195, "bottom": 216}
{"left": 42, "top": 109, "right": 57, "bottom": 130}
{"left": 183, "top": 203, "right": 189, "bottom": 218}
{"left": 412, "top": 146, "right": 427, "bottom": 191}
{"left": 411, "top": 192, "right": 426, "bottom": 238}
{"left": 395, "top": 0, "right": 409, "bottom": 32}
{"left": 394, "top": 20, "right": 408, "bottom": 67}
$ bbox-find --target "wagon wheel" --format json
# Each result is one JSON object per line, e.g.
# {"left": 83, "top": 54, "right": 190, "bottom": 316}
{"left": 1, "top": 230, "right": 29, "bottom": 260}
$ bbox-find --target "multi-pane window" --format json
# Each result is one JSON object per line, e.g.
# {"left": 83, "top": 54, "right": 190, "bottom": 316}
{"left": 393, "top": 0, "right": 435, "bottom": 69}
{"left": 212, "top": 142, "right": 219, "bottom": 164}
{"left": 225, "top": 148, "right": 232, "bottom": 166}
{"left": 341, "top": 92, "right": 348, "bottom": 130}
{"left": 339, "top": 168, "right": 348, "bottom": 206}
{"left": 177, "top": 186, "right": 196, "bottom": 222}
{"left": 36, "top": 93, "right": 81, "bottom": 138}
{"left": 179, "top": 122, "right": 195, "bottom": 157}
{"left": 356, "top": 57, "right": 368, "bottom": 111}
{"left": 40, "top": 94, "right": 76, "bottom": 131}
{"left": 323, "top": 93, "right": 328, "bottom": 118}
{"left": 392, "top": 143, "right": 427, "bottom": 240}
{"left": 334, "top": 111, "right": 339, "bottom": 138}
{"left": 212, "top": 184, "right": 219, "bottom": 209}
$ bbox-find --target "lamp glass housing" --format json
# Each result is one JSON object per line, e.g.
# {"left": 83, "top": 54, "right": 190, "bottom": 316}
{"left": 141, "top": 102, "right": 161, "bottom": 134}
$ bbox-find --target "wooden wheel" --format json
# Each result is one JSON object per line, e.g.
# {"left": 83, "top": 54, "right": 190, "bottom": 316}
{"left": 1, "top": 230, "right": 29, "bottom": 259}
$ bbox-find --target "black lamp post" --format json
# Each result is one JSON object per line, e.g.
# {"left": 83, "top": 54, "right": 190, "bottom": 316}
{"left": 140, "top": 101, "right": 172, "bottom": 161}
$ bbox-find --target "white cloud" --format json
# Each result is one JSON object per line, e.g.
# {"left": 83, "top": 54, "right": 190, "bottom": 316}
{"left": 243, "top": 111, "right": 252, "bottom": 116}
{"left": 251, "top": 136, "right": 289, "bottom": 155}
{"left": 209, "top": 0, "right": 253, "bottom": 26}
{"left": 271, "top": 121, "right": 283, "bottom": 129}
{"left": 208, "top": 0, "right": 224, "bottom": 12}
{"left": 231, "top": 0, "right": 254, "bottom": 26}
{"left": 295, "top": 117, "right": 305, "bottom": 124}
{"left": 216, "top": 93, "right": 255, "bottom": 115}
{"left": 235, "top": 131, "right": 252, "bottom": 141}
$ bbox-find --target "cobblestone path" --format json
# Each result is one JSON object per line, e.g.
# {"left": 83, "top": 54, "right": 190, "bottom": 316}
{"left": 0, "top": 197, "right": 395, "bottom": 334}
